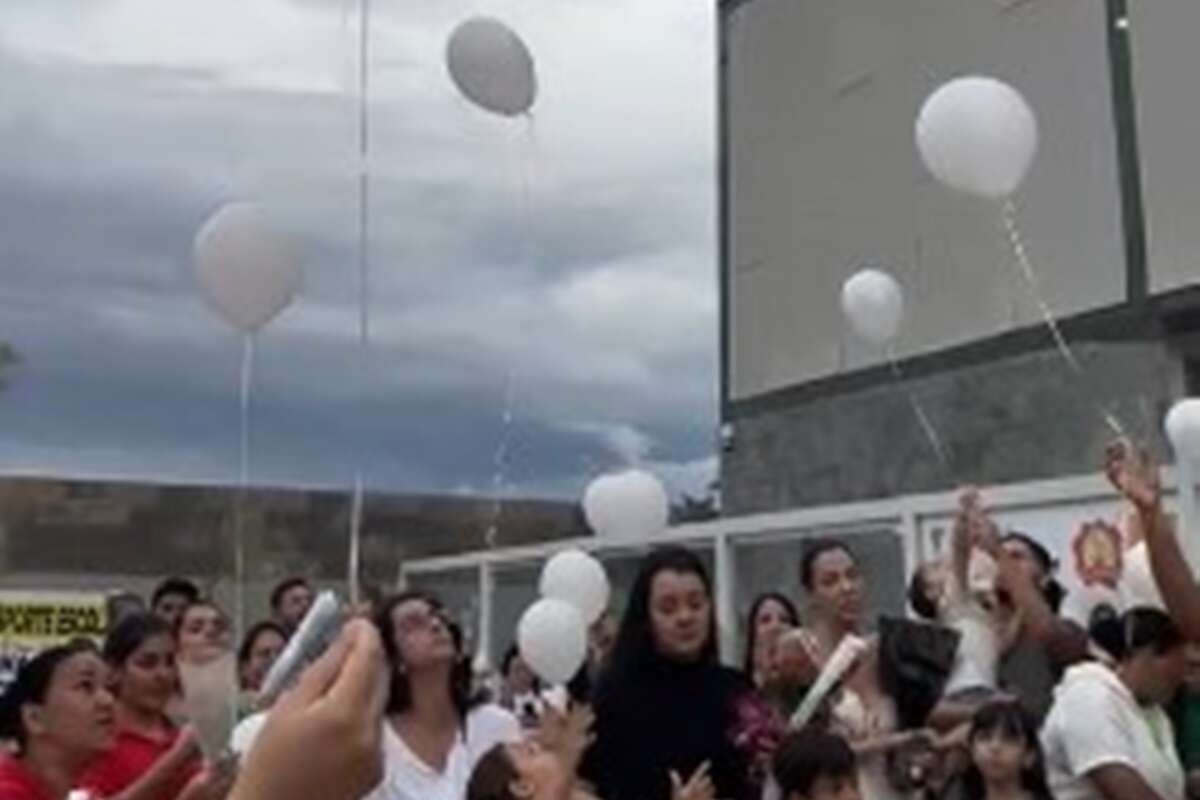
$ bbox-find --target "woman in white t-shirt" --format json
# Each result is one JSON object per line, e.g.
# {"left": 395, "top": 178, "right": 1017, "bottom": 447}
{"left": 1041, "top": 607, "right": 1187, "bottom": 800}
{"left": 365, "top": 591, "right": 521, "bottom": 800}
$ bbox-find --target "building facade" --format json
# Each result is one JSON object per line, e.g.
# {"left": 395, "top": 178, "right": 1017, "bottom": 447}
{"left": 718, "top": 0, "right": 1200, "bottom": 515}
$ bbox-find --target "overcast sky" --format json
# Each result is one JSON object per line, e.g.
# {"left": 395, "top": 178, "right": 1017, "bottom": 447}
{"left": 0, "top": 0, "right": 718, "bottom": 503}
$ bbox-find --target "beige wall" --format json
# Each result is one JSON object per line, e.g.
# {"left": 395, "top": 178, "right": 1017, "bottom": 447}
{"left": 726, "top": 0, "right": 1126, "bottom": 400}
{"left": 1131, "top": 4, "right": 1200, "bottom": 295}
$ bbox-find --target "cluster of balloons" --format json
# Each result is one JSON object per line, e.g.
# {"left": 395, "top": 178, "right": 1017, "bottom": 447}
{"left": 516, "top": 469, "right": 672, "bottom": 682}
{"left": 518, "top": 549, "right": 610, "bottom": 684}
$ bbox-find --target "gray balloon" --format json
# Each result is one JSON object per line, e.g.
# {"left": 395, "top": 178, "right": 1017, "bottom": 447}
{"left": 446, "top": 17, "right": 537, "bottom": 117}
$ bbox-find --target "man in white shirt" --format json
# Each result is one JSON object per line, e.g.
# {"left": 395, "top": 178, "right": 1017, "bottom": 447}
{"left": 1041, "top": 608, "right": 1187, "bottom": 800}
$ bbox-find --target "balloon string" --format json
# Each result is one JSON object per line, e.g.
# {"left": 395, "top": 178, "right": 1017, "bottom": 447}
{"left": 349, "top": 473, "right": 363, "bottom": 606}
{"left": 357, "top": 0, "right": 371, "bottom": 349}
{"left": 481, "top": 123, "right": 535, "bottom": 550}
{"left": 886, "top": 347, "right": 950, "bottom": 472}
{"left": 347, "top": 0, "right": 371, "bottom": 602}
{"left": 1000, "top": 199, "right": 1126, "bottom": 438}
{"left": 485, "top": 371, "right": 517, "bottom": 549}
{"left": 236, "top": 334, "right": 255, "bottom": 681}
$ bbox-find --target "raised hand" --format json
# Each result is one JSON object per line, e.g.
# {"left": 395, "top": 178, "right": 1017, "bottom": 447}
{"left": 536, "top": 702, "right": 595, "bottom": 770}
{"left": 957, "top": 487, "right": 1000, "bottom": 556}
{"left": 1105, "top": 439, "right": 1161, "bottom": 512}
{"left": 226, "top": 619, "right": 387, "bottom": 800}
{"left": 773, "top": 628, "right": 821, "bottom": 687}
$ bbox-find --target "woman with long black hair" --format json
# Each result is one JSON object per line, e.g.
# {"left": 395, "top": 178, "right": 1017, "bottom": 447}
{"left": 0, "top": 641, "right": 115, "bottom": 800}
{"left": 365, "top": 590, "right": 520, "bottom": 800}
{"left": 743, "top": 592, "right": 800, "bottom": 689}
{"left": 580, "top": 546, "right": 754, "bottom": 800}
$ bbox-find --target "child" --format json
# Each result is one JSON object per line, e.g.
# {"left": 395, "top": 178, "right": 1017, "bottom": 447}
{"left": 957, "top": 700, "right": 1051, "bottom": 800}
{"left": 467, "top": 702, "right": 721, "bottom": 800}
{"left": 924, "top": 489, "right": 1009, "bottom": 734}
{"left": 771, "top": 726, "right": 860, "bottom": 800}
{"left": 468, "top": 704, "right": 601, "bottom": 800}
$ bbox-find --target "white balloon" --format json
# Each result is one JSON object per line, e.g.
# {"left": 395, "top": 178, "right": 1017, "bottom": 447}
{"left": 1166, "top": 399, "right": 1200, "bottom": 466}
{"left": 517, "top": 598, "right": 587, "bottom": 685}
{"left": 446, "top": 17, "right": 537, "bottom": 117}
{"left": 540, "top": 549, "right": 610, "bottom": 624}
{"left": 583, "top": 469, "right": 670, "bottom": 541}
{"left": 840, "top": 269, "right": 905, "bottom": 346}
{"left": 194, "top": 203, "right": 302, "bottom": 333}
{"left": 916, "top": 76, "right": 1039, "bottom": 199}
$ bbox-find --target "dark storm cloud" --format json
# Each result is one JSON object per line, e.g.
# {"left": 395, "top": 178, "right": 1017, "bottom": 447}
{"left": 0, "top": 0, "right": 719, "bottom": 500}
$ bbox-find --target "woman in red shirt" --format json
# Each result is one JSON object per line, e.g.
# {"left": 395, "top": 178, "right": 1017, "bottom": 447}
{"left": 0, "top": 640, "right": 115, "bottom": 800}
{"left": 79, "top": 613, "right": 204, "bottom": 800}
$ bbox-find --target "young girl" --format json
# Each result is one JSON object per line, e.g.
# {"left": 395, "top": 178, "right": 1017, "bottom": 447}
{"left": 958, "top": 700, "right": 1051, "bottom": 800}
{"left": 467, "top": 704, "right": 711, "bottom": 800}
{"left": 79, "top": 613, "right": 209, "bottom": 800}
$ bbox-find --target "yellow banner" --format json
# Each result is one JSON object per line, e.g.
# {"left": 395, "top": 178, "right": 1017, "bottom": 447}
{"left": 0, "top": 591, "right": 109, "bottom": 648}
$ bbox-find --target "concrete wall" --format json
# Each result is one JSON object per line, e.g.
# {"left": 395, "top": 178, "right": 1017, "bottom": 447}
{"left": 0, "top": 479, "right": 583, "bottom": 626}
{"left": 722, "top": 340, "right": 1180, "bottom": 515}
{"left": 724, "top": 0, "right": 1127, "bottom": 399}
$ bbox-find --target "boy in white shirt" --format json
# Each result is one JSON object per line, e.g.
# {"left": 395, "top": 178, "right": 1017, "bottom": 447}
{"left": 1041, "top": 607, "right": 1186, "bottom": 800}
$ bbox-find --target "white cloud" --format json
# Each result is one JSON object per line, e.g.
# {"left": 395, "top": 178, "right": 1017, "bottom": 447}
{"left": 0, "top": 0, "right": 353, "bottom": 94}
{"left": 561, "top": 422, "right": 656, "bottom": 466}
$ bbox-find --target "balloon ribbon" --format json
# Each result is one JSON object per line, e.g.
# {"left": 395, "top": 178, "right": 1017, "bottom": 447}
{"left": 1001, "top": 199, "right": 1125, "bottom": 437}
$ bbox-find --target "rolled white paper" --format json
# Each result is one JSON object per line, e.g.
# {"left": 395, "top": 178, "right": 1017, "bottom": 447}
{"left": 258, "top": 591, "right": 342, "bottom": 704}
{"left": 789, "top": 634, "right": 868, "bottom": 730}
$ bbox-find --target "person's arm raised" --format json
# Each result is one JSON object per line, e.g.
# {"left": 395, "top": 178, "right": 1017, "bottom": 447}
{"left": 1106, "top": 439, "right": 1200, "bottom": 641}
{"left": 975, "top": 509, "right": 1086, "bottom": 662}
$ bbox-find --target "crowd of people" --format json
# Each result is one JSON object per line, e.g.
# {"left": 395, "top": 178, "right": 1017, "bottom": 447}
{"left": 3, "top": 440, "right": 1200, "bottom": 800}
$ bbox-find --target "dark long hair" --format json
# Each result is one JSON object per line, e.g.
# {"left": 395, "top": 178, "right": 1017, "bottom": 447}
{"left": 742, "top": 592, "right": 800, "bottom": 676}
{"left": 103, "top": 612, "right": 173, "bottom": 667}
{"left": 237, "top": 621, "right": 288, "bottom": 667}
{"left": 604, "top": 546, "right": 718, "bottom": 685}
{"left": 373, "top": 590, "right": 477, "bottom": 718}
{"left": 961, "top": 700, "right": 1052, "bottom": 800}
{"left": 0, "top": 640, "right": 99, "bottom": 752}
{"left": 799, "top": 539, "right": 857, "bottom": 591}
{"left": 467, "top": 743, "right": 521, "bottom": 800}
